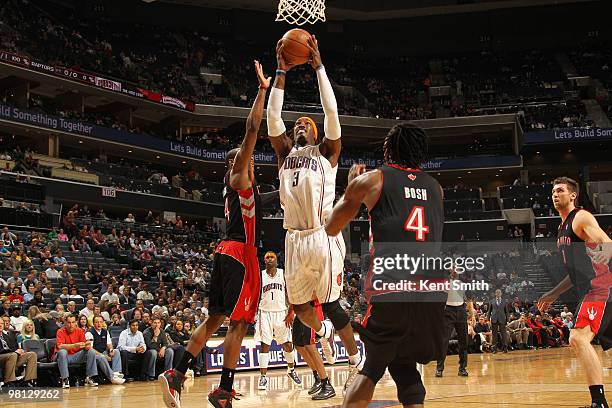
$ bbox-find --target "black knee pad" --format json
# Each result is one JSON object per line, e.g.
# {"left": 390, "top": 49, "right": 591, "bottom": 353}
{"left": 322, "top": 300, "right": 350, "bottom": 330}
{"left": 388, "top": 363, "right": 426, "bottom": 405}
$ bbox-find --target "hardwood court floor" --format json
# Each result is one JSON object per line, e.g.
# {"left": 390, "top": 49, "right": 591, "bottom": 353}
{"left": 3, "top": 348, "right": 610, "bottom": 408}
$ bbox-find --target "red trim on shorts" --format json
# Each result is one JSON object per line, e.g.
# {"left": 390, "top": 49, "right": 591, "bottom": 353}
{"left": 217, "top": 240, "right": 261, "bottom": 323}
{"left": 362, "top": 304, "right": 373, "bottom": 328}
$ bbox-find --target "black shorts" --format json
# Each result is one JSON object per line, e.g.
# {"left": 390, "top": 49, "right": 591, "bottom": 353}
{"left": 292, "top": 315, "right": 315, "bottom": 347}
{"left": 208, "top": 241, "right": 260, "bottom": 323}
{"left": 292, "top": 301, "right": 322, "bottom": 347}
{"left": 353, "top": 298, "right": 446, "bottom": 405}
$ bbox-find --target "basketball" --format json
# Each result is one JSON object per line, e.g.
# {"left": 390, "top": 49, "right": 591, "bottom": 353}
{"left": 281, "top": 28, "right": 312, "bottom": 66}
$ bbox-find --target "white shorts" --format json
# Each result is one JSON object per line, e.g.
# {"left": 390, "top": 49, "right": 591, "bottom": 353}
{"left": 254, "top": 310, "right": 291, "bottom": 345}
{"left": 285, "top": 227, "right": 346, "bottom": 305}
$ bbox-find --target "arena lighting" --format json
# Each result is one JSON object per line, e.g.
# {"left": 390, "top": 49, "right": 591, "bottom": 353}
{"left": 156, "top": 155, "right": 160, "bottom": 159}
{"left": 128, "top": 150, "right": 132, "bottom": 153}
{"left": 78, "top": 140, "right": 83, "bottom": 144}
{"left": 568, "top": 149, "right": 572, "bottom": 153}
{"left": 182, "top": 160, "right": 187, "bottom": 164}
{"left": 467, "top": 171, "right": 471, "bottom": 174}
{"left": 536, "top": 151, "right": 541, "bottom": 154}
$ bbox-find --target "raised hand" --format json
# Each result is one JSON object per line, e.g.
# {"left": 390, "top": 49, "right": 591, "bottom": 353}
{"left": 348, "top": 163, "right": 366, "bottom": 183}
{"left": 536, "top": 292, "right": 556, "bottom": 313}
{"left": 306, "top": 35, "right": 322, "bottom": 70}
{"left": 276, "top": 40, "right": 293, "bottom": 72}
{"left": 254, "top": 60, "right": 271, "bottom": 90}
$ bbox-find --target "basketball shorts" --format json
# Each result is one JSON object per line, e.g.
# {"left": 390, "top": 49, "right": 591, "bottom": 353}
{"left": 574, "top": 291, "right": 612, "bottom": 351}
{"left": 254, "top": 310, "right": 291, "bottom": 345}
{"left": 292, "top": 301, "right": 324, "bottom": 347}
{"left": 353, "top": 298, "right": 446, "bottom": 405}
{"left": 209, "top": 240, "right": 260, "bottom": 324}
{"left": 285, "top": 227, "right": 346, "bottom": 305}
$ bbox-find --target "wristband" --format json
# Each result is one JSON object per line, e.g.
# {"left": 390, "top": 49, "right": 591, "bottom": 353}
{"left": 315, "top": 64, "right": 324, "bottom": 71}
{"left": 276, "top": 69, "right": 287, "bottom": 76}
{"left": 259, "top": 85, "right": 269, "bottom": 90}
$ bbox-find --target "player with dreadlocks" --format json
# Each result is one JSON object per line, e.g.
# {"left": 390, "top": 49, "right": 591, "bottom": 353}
{"left": 326, "top": 123, "right": 448, "bottom": 408}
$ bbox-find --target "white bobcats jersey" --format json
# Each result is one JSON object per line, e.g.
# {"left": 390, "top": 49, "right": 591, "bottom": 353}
{"left": 259, "top": 268, "right": 287, "bottom": 312}
{"left": 279, "top": 145, "right": 338, "bottom": 230}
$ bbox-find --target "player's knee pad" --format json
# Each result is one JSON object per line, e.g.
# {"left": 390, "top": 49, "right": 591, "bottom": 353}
{"left": 322, "top": 300, "right": 349, "bottom": 330}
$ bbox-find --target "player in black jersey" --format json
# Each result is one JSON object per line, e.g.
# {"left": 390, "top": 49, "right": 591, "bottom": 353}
{"left": 326, "top": 123, "right": 446, "bottom": 408}
{"left": 159, "top": 61, "right": 272, "bottom": 408}
{"left": 538, "top": 177, "right": 612, "bottom": 408}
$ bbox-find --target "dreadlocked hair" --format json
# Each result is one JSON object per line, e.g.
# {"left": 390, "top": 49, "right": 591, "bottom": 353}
{"left": 383, "top": 123, "right": 428, "bottom": 169}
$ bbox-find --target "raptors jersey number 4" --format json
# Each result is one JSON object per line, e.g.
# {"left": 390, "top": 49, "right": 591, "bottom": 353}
{"left": 280, "top": 145, "right": 337, "bottom": 230}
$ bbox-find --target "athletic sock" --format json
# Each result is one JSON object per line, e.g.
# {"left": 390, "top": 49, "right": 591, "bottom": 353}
{"left": 176, "top": 350, "right": 196, "bottom": 375}
{"left": 313, "top": 370, "right": 320, "bottom": 382}
{"left": 348, "top": 352, "right": 361, "bottom": 366}
{"left": 284, "top": 349, "right": 295, "bottom": 371}
{"left": 589, "top": 385, "right": 608, "bottom": 406}
{"left": 320, "top": 376, "right": 330, "bottom": 385}
{"left": 315, "top": 320, "right": 329, "bottom": 337}
{"left": 259, "top": 352, "right": 269, "bottom": 370}
{"left": 220, "top": 367, "right": 236, "bottom": 392}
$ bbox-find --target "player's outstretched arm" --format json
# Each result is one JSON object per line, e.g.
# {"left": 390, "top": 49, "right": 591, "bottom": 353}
{"left": 325, "top": 165, "right": 380, "bottom": 236}
{"left": 574, "top": 209, "right": 612, "bottom": 264}
{"left": 267, "top": 41, "right": 294, "bottom": 170}
{"left": 230, "top": 60, "right": 270, "bottom": 190}
{"left": 307, "top": 35, "right": 341, "bottom": 167}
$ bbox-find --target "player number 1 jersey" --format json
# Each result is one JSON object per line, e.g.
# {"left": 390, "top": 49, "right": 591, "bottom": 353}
{"left": 259, "top": 268, "right": 287, "bottom": 312}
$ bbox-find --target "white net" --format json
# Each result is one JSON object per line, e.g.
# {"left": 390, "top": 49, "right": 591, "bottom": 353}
{"left": 276, "top": 0, "right": 326, "bottom": 26}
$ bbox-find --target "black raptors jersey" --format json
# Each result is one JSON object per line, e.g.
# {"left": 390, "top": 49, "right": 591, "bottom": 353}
{"left": 557, "top": 207, "right": 607, "bottom": 299}
{"left": 366, "top": 164, "right": 445, "bottom": 301}
{"left": 223, "top": 171, "right": 262, "bottom": 247}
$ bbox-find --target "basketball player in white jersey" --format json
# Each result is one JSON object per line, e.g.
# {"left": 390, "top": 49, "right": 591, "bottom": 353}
{"left": 266, "top": 35, "right": 363, "bottom": 392}
{"left": 255, "top": 251, "right": 301, "bottom": 389}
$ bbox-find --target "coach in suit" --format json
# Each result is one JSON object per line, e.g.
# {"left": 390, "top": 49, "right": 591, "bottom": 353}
{"left": 488, "top": 289, "right": 509, "bottom": 353}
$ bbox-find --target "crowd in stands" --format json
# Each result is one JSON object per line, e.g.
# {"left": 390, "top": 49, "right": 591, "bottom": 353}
{"left": 1, "top": 0, "right": 607, "bottom": 129}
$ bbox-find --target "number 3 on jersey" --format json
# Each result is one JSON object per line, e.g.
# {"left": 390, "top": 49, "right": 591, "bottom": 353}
{"left": 404, "top": 206, "right": 429, "bottom": 241}
{"left": 292, "top": 171, "right": 300, "bottom": 187}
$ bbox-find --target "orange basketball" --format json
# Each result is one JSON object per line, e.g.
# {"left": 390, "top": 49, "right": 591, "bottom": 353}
{"left": 281, "top": 28, "right": 312, "bottom": 66}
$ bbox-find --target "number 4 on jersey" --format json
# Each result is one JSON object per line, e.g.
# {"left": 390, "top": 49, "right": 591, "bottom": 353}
{"left": 404, "top": 206, "right": 429, "bottom": 241}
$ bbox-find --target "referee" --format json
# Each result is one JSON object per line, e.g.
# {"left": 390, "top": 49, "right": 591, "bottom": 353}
{"left": 435, "top": 270, "right": 469, "bottom": 377}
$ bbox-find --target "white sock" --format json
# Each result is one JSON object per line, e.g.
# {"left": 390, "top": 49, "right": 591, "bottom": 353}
{"left": 259, "top": 352, "right": 269, "bottom": 371}
{"left": 315, "top": 321, "right": 328, "bottom": 337}
{"left": 284, "top": 350, "right": 295, "bottom": 369}
{"left": 348, "top": 353, "right": 361, "bottom": 366}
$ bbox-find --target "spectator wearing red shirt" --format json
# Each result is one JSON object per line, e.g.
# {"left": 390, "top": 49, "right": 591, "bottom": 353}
{"left": 7, "top": 288, "right": 24, "bottom": 304}
{"left": 54, "top": 314, "right": 99, "bottom": 388}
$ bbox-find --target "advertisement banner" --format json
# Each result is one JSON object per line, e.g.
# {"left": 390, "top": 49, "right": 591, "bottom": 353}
{"left": 95, "top": 77, "right": 121, "bottom": 92}
{"left": 525, "top": 127, "right": 612, "bottom": 144}
{"left": 0, "top": 50, "right": 194, "bottom": 112}
{"left": 205, "top": 336, "right": 364, "bottom": 373}
{"left": 0, "top": 103, "right": 522, "bottom": 171}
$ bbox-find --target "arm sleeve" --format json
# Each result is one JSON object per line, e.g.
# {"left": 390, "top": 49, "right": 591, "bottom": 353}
{"left": 316, "top": 67, "right": 341, "bottom": 140}
{"left": 267, "top": 88, "right": 286, "bottom": 137}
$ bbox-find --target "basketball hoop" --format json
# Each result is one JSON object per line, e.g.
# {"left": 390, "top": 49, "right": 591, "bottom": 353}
{"left": 276, "top": 0, "right": 326, "bottom": 26}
